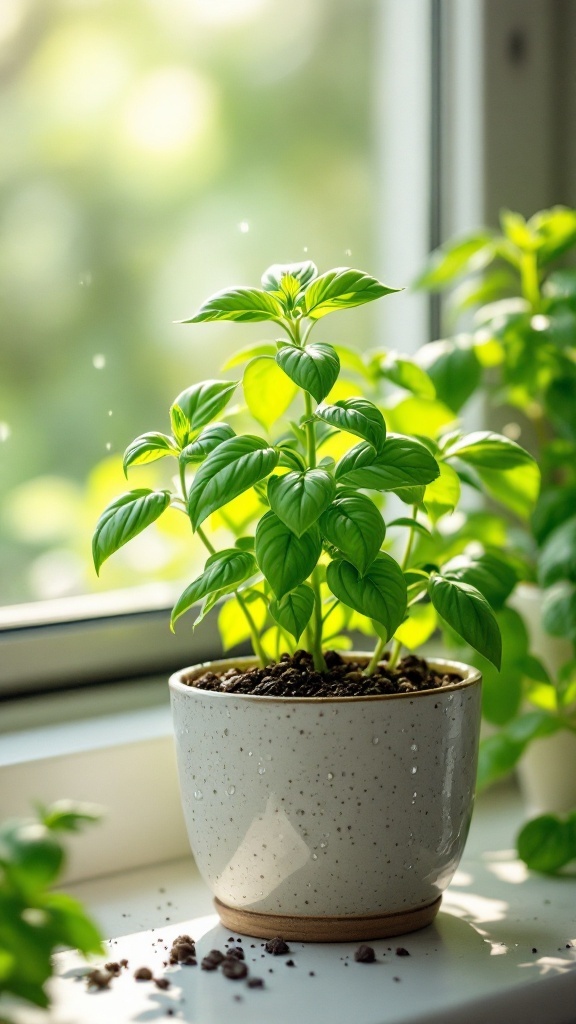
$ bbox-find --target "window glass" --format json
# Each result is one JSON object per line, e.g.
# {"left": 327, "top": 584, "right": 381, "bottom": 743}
{"left": 0, "top": 0, "right": 384, "bottom": 606}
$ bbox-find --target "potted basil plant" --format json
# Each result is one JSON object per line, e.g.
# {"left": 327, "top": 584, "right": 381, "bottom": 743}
{"left": 416, "top": 206, "right": 576, "bottom": 872}
{"left": 93, "top": 262, "right": 535, "bottom": 939}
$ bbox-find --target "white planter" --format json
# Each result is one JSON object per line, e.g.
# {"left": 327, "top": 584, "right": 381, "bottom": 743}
{"left": 169, "top": 654, "right": 481, "bottom": 941}
{"left": 512, "top": 584, "right": 576, "bottom": 814}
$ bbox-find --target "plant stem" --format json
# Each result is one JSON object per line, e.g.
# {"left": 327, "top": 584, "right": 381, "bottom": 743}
{"left": 311, "top": 567, "right": 326, "bottom": 671}
{"left": 303, "top": 391, "right": 317, "bottom": 469}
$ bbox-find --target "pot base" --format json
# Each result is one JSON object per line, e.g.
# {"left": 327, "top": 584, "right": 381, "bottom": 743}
{"left": 214, "top": 895, "right": 442, "bottom": 942}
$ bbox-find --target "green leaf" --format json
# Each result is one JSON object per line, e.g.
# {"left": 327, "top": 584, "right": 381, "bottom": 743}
{"left": 320, "top": 493, "right": 385, "bottom": 575}
{"left": 385, "top": 394, "right": 457, "bottom": 438}
{"left": 276, "top": 342, "right": 340, "bottom": 403}
{"left": 270, "top": 584, "right": 315, "bottom": 641}
{"left": 0, "top": 821, "right": 64, "bottom": 891}
{"left": 476, "top": 462, "right": 541, "bottom": 521}
{"left": 316, "top": 398, "right": 386, "bottom": 451}
{"left": 261, "top": 261, "right": 318, "bottom": 293}
{"left": 476, "top": 607, "right": 528, "bottom": 725}
{"left": 188, "top": 435, "right": 279, "bottom": 529}
{"left": 541, "top": 582, "right": 576, "bottom": 642}
{"left": 181, "top": 287, "right": 284, "bottom": 323}
{"left": 41, "top": 800, "right": 101, "bottom": 833}
{"left": 517, "top": 813, "right": 576, "bottom": 873}
{"left": 243, "top": 356, "right": 297, "bottom": 430}
{"left": 442, "top": 431, "right": 533, "bottom": 469}
{"left": 477, "top": 734, "right": 526, "bottom": 790}
{"left": 415, "top": 232, "right": 494, "bottom": 290}
{"left": 538, "top": 516, "right": 576, "bottom": 587}
{"left": 180, "top": 423, "right": 236, "bottom": 466}
{"left": 255, "top": 511, "right": 321, "bottom": 599}
{"left": 378, "top": 352, "right": 436, "bottom": 399}
{"left": 92, "top": 489, "right": 171, "bottom": 574}
{"left": 123, "top": 432, "right": 179, "bottom": 475}
{"left": 415, "top": 337, "right": 481, "bottom": 413}
{"left": 441, "top": 552, "right": 517, "bottom": 610}
{"left": 303, "top": 268, "right": 399, "bottom": 319}
{"left": 171, "top": 549, "right": 257, "bottom": 629}
{"left": 43, "top": 893, "right": 103, "bottom": 955}
{"left": 222, "top": 342, "right": 277, "bottom": 370}
{"left": 387, "top": 517, "right": 432, "bottom": 538}
{"left": 326, "top": 553, "right": 407, "bottom": 639}
{"left": 336, "top": 436, "right": 439, "bottom": 491}
{"left": 423, "top": 462, "right": 461, "bottom": 523}
{"left": 531, "top": 486, "right": 576, "bottom": 545}
{"left": 268, "top": 469, "right": 335, "bottom": 537}
{"left": 170, "top": 379, "right": 238, "bottom": 443}
{"left": 428, "top": 575, "right": 502, "bottom": 668}
{"left": 530, "top": 205, "right": 576, "bottom": 265}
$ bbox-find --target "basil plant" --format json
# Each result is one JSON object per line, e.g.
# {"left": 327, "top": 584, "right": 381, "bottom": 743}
{"left": 93, "top": 262, "right": 537, "bottom": 676}
{"left": 417, "top": 206, "right": 576, "bottom": 872}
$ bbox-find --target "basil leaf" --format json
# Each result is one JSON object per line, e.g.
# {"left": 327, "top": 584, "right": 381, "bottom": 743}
{"left": 476, "top": 462, "right": 540, "bottom": 521}
{"left": 243, "top": 356, "right": 297, "bottom": 430}
{"left": 303, "top": 268, "right": 399, "bottom": 319}
{"left": 336, "top": 436, "right": 439, "bottom": 490}
{"left": 222, "top": 342, "right": 277, "bottom": 370}
{"left": 188, "top": 435, "right": 279, "bottom": 529}
{"left": 123, "top": 432, "right": 179, "bottom": 475}
{"left": 538, "top": 516, "right": 576, "bottom": 587}
{"left": 423, "top": 462, "right": 461, "bottom": 523}
{"left": 387, "top": 517, "right": 432, "bottom": 538}
{"left": 378, "top": 353, "right": 436, "bottom": 400}
{"left": 442, "top": 430, "right": 533, "bottom": 469}
{"left": 541, "top": 582, "right": 576, "bottom": 641}
{"left": 181, "top": 287, "right": 284, "bottom": 323}
{"left": 93, "top": 489, "right": 171, "bottom": 574}
{"left": 415, "top": 232, "right": 494, "bottom": 290}
{"left": 517, "top": 813, "right": 576, "bottom": 873}
{"left": 270, "top": 584, "right": 315, "bottom": 641}
{"left": 428, "top": 575, "right": 502, "bottom": 669}
{"left": 171, "top": 379, "right": 238, "bottom": 443}
{"left": 415, "top": 337, "right": 481, "bottom": 413}
{"left": 261, "top": 261, "right": 318, "bottom": 293}
{"left": 268, "top": 469, "right": 335, "bottom": 538}
{"left": 179, "top": 423, "right": 236, "bottom": 466}
{"left": 441, "top": 552, "right": 518, "bottom": 610}
{"left": 320, "top": 494, "right": 385, "bottom": 575}
{"left": 255, "top": 511, "right": 321, "bottom": 599}
{"left": 316, "top": 398, "right": 386, "bottom": 451}
{"left": 171, "top": 549, "right": 257, "bottom": 629}
{"left": 276, "top": 343, "right": 340, "bottom": 403}
{"left": 326, "top": 554, "right": 407, "bottom": 639}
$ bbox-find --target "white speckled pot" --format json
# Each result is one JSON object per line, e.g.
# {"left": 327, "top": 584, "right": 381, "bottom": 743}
{"left": 169, "top": 655, "right": 482, "bottom": 941}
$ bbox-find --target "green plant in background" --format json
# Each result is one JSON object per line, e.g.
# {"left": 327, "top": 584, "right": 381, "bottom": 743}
{"left": 0, "top": 801, "right": 103, "bottom": 1016}
{"left": 93, "top": 262, "right": 538, "bottom": 678}
{"left": 417, "top": 205, "right": 576, "bottom": 873}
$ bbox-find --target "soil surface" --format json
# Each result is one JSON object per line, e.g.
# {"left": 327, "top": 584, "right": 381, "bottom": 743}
{"left": 183, "top": 650, "right": 462, "bottom": 698}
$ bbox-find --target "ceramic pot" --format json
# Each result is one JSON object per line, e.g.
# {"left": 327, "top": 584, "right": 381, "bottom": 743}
{"left": 511, "top": 584, "right": 576, "bottom": 814}
{"left": 169, "top": 655, "right": 482, "bottom": 941}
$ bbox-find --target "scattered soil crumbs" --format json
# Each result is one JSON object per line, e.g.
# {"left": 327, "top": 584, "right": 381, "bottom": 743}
{"left": 184, "top": 650, "right": 462, "bottom": 698}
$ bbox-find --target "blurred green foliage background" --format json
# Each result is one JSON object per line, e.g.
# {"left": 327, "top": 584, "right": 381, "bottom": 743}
{"left": 0, "top": 0, "right": 382, "bottom": 604}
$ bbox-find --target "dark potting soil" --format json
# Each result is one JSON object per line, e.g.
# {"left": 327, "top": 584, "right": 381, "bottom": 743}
{"left": 183, "top": 650, "right": 462, "bottom": 698}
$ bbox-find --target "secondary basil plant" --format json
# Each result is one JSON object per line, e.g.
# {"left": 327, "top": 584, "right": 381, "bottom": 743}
{"left": 417, "top": 206, "right": 576, "bottom": 873}
{"left": 93, "top": 262, "right": 537, "bottom": 681}
{"left": 0, "top": 801, "right": 102, "bottom": 1015}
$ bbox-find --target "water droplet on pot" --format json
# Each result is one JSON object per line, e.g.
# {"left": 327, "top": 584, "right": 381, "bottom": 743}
{"left": 405, "top": 863, "right": 413, "bottom": 870}
{"left": 412, "top": 792, "right": 417, "bottom": 799}
{"left": 312, "top": 853, "right": 318, "bottom": 860}
{"left": 327, "top": 772, "right": 334, "bottom": 780}
{"left": 248, "top": 751, "right": 253, "bottom": 757}
{"left": 226, "top": 785, "right": 235, "bottom": 796}
{"left": 194, "top": 790, "right": 203, "bottom": 800}
{"left": 410, "top": 743, "right": 418, "bottom": 752}
{"left": 410, "top": 766, "right": 418, "bottom": 775}
{"left": 258, "top": 767, "right": 266, "bottom": 775}
{"left": 320, "top": 841, "right": 327, "bottom": 849}
{"left": 372, "top": 737, "right": 379, "bottom": 745}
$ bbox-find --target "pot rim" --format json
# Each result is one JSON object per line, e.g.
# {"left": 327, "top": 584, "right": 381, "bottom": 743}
{"left": 169, "top": 652, "right": 481, "bottom": 704}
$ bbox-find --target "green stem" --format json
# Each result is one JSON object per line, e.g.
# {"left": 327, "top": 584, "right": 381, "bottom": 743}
{"left": 311, "top": 567, "right": 326, "bottom": 671}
